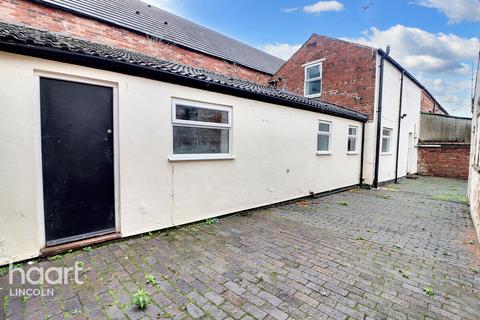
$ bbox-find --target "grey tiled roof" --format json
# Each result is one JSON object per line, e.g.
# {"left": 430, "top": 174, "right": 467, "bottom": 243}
{"left": 0, "top": 22, "right": 368, "bottom": 122}
{"left": 33, "top": 0, "right": 285, "bottom": 75}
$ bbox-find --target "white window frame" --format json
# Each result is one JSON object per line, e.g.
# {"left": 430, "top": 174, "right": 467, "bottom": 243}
{"left": 303, "top": 59, "right": 323, "bottom": 98}
{"left": 317, "top": 120, "right": 332, "bottom": 155}
{"left": 381, "top": 127, "right": 393, "bottom": 155}
{"left": 347, "top": 125, "right": 359, "bottom": 154}
{"left": 170, "top": 98, "right": 233, "bottom": 161}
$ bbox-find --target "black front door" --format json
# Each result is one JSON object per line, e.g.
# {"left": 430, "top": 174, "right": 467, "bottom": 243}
{"left": 40, "top": 78, "right": 115, "bottom": 246}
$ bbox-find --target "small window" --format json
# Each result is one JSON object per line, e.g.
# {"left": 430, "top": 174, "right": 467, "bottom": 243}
{"left": 381, "top": 127, "right": 392, "bottom": 153}
{"left": 347, "top": 126, "right": 358, "bottom": 153}
{"left": 304, "top": 61, "right": 322, "bottom": 97}
{"left": 172, "top": 99, "right": 232, "bottom": 159}
{"left": 317, "top": 121, "right": 331, "bottom": 153}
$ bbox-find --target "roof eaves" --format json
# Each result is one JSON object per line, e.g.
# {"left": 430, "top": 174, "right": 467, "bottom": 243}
{"left": 0, "top": 22, "right": 368, "bottom": 122}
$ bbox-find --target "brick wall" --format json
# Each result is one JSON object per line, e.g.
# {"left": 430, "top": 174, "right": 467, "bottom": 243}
{"left": 421, "top": 90, "right": 447, "bottom": 115}
{"left": 273, "top": 34, "right": 377, "bottom": 120}
{"left": 0, "top": 0, "right": 271, "bottom": 84}
{"left": 418, "top": 145, "right": 470, "bottom": 179}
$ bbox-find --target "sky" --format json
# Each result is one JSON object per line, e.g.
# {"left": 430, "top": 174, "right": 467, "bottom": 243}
{"left": 145, "top": 0, "right": 480, "bottom": 116}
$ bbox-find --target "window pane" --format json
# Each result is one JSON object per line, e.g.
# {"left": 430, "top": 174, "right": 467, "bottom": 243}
{"left": 382, "top": 137, "right": 390, "bottom": 153}
{"left": 306, "top": 65, "right": 320, "bottom": 79}
{"left": 319, "top": 122, "right": 330, "bottom": 132}
{"left": 176, "top": 105, "right": 229, "bottom": 124}
{"left": 349, "top": 127, "right": 357, "bottom": 135}
{"left": 317, "top": 134, "right": 330, "bottom": 151}
{"left": 306, "top": 80, "right": 321, "bottom": 95}
{"left": 173, "top": 126, "right": 229, "bottom": 154}
{"left": 382, "top": 128, "right": 391, "bottom": 136}
{"left": 348, "top": 137, "right": 356, "bottom": 152}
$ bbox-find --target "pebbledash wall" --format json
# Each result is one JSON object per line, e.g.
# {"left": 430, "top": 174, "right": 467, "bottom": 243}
{"left": 0, "top": 0, "right": 271, "bottom": 84}
{"left": 273, "top": 35, "right": 422, "bottom": 185}
{"left": 0, "top": 51, "right": 364, "bottom": 264}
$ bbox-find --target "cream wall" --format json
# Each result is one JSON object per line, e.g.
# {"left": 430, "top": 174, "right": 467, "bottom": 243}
{"left": 0, "top": 52, "right": 363, "bottom": 264}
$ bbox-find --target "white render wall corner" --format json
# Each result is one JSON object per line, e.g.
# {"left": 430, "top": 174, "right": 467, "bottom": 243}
{"left": 379, "top": 60, "right": 421, "bottom": 183}
{"left": 366, "top": 54, "right": 422, "bottom": 186}
{"left": 0, "top": 52, "right": 364, "bottom": 264}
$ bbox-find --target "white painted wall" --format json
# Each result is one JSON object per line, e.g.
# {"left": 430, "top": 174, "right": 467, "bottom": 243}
{"left": 363, "top": 57, "right": 422, "bottom": 185}
{"left": 0, "top": 52, "right": 363, "bottom": 264}
{"left": 378, "top": 60, "right": 421, "bottom": 182}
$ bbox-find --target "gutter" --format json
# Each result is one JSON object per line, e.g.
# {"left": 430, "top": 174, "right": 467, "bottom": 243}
{"left": 394, "top": 70, "right": 404, "bottom": 183}
{"left": 373, "top": 47, "right": 390, "bottom": 188}
{"left": 0, "top": 40, "right": 367, "bottom": 122}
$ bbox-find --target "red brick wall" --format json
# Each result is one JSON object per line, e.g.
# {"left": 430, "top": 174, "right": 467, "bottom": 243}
{"left": 0, "top": 0, "right": 271, "bottom": 84}
{"left": 421, "top": 91, "right": 447, "bottom": 115}
{"left": 418, "top": 145, "right": 470, "bottom": 179}
{"left": 273, "top": 34, "right": 377, "bottom": 120}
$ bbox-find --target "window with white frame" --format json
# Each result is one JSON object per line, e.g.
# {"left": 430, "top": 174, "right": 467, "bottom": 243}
{"left": 304, "top": 61, "right": 322, "bottom": 97}
{"left": 172, "top": 99, "right": 232, "bottom": 158}
{"left": 317, "top": 121, "right": 331, "bottom": 153}
{"left": 347, "top": 126, "right": 358, "bottom": 153}
{"left": 381, "top": 127, "right": 392, "bottom": 153}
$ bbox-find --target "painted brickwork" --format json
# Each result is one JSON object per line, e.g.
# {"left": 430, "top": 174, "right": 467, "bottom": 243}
{"left": 418, "top": 145, "right": 470, "bottom": 179}
{"left": 0, "top": 0, "right": 271, "bottom": 83}
{"left": 273, "top": 34, "right": 377, "bottom": 120}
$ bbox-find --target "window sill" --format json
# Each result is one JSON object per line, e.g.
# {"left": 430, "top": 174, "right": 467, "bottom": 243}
{"left": 305, "top": 93, "right": 322, "bottom": 98}
{"left": 168, "top": 155, "right": 235, "bottom": 162}
{"left": 381, "top": 152, "right": 393, "bottom": 155}
{"left": 316, "top": 151, "right": 332, "bottom": 155}
{"left": 347, "top": 151, "right": 359, "bottom": 155}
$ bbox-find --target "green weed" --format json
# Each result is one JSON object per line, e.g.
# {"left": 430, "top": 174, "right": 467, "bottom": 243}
{"left": 145, "top": 274, "right": 157, "bottom": 286}
{"left": 423, "top": 287, "right": 434, "bottom": 296}
{"left": 131, "top": 289, "right": 151, "bottom": 309}
{"left": 205, "top": 218, "right": 219, "bottom": 225}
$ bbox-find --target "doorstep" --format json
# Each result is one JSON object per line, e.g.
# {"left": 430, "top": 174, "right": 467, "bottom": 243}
{"left": 40, "top": 232, "right": 121, "bottom": 257}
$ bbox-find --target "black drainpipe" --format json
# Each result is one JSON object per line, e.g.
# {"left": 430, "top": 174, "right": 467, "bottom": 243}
{"left": 360, "top": 121, "right": 366, "bottom": 185}
{"left": 394, "top": 70, "right": 404, "bottom": 183}
{"left": 372, "top": 46, "right": 390, "bottom": 188}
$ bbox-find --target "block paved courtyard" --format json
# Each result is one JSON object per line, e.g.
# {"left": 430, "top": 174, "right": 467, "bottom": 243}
{"left": 1, "top": 176, "right": 479, "bottom": 319}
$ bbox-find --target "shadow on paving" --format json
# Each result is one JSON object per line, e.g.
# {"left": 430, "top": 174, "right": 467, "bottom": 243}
{"left": 1, "top": 176, "right": 479, "bottom": 320}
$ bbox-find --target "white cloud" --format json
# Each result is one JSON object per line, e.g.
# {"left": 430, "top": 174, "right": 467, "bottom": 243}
{"left": 344, "top": 24, "right": 479, "bottom": 74}
{"left": 344, "top": 25, "right": 479, "bottom": 115}
{"left": 281, "top": 7, "right": 299, "bottom": 13}
{"left": 303, "top": 1, "right": 344, "bottom": 14}
{"left": 281, "top": 1, "right": 344, "bottom": 14}
{"left": 413, "top": 0, "right": 480, "bottom": 23}
{"left": 259, "top": 43, "right": 302, "bottom": 60}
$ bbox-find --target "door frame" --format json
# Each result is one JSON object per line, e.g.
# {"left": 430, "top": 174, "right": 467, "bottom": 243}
{"left": 33, "top": 70, "right": 120, "bottom": 248}
{"left": 407, "top": 132, "right": 413, "bottom": 174}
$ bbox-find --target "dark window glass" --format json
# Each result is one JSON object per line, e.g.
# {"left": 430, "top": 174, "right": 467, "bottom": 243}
{"left": 306, "top": 65, "right": 320, "bottom": 79}
{"left": 176, "top": 105, "right": 228, "bottom": 124}
{"left": 173, "top": 126, "right": 229, "bottom": 154}
{"left": 348, "top": 137, "right": 356, "bottom": 152}
{"left": 306, "top": 80, "right": 321, "bottom": 95}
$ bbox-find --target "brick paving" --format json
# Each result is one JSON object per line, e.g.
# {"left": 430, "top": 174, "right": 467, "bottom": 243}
{"left": 1, "top": 176, "right": 479, "bottom": 319}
